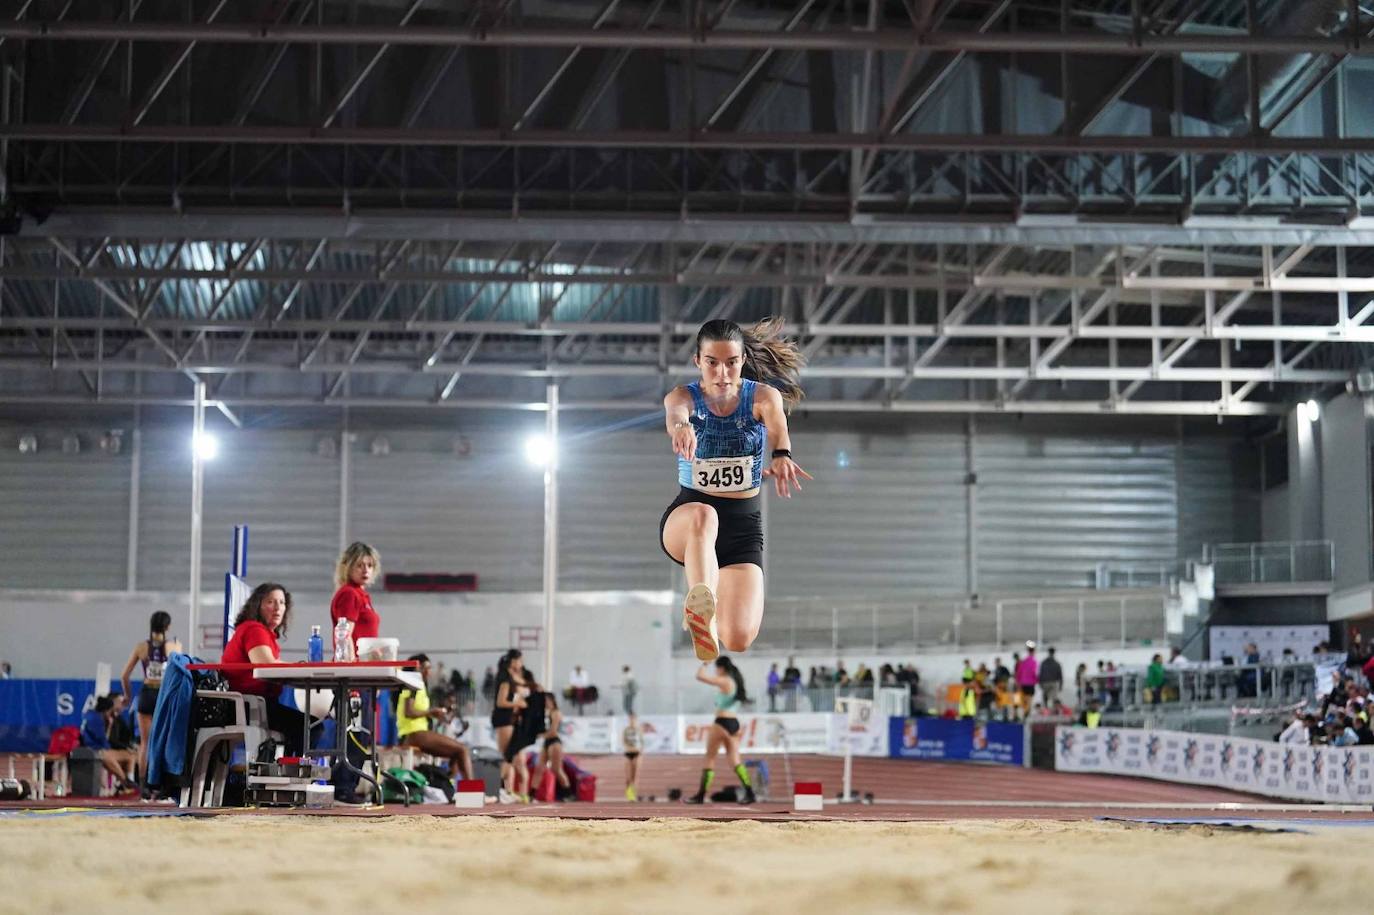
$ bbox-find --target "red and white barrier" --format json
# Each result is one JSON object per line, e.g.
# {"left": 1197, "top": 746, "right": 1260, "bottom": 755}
{"left": 792, "top": 781, "right": 824, "bottom": 811}
{"left": 455, "top": 779, "right": 486, "bottom": 808}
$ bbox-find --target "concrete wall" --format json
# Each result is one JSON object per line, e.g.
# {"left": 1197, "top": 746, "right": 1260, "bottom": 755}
{"left": 1320, "top": 393, "right": 1373, "bottom": 590}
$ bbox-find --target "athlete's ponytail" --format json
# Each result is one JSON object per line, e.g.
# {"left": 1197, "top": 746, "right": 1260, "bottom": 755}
{"left": 695, "top": 317, "right": 805, "bottom": 410}
{"left": 715, "top": 656, "right": 752, "bottom": 706}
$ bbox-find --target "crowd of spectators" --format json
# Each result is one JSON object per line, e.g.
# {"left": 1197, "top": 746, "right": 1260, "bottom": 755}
{"left": 762, "top": 656, "right": 922, "bottom": 715}
{"left": 1273, "top": 635, "right": 1374, "bottom": 747}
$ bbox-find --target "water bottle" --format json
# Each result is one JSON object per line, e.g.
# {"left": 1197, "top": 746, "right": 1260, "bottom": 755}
{"left": 333, "top": 618, "right": 352, "bottom": 662}
{"left": 308, "top": 625, "right": 324, "bottom": 664}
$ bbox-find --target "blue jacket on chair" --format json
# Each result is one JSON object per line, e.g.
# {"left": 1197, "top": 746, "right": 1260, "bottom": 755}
{"left": 147, "top": 653, "right": 199, "bottom": 787}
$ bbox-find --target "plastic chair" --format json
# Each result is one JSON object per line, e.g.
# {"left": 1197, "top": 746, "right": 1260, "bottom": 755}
{"left": 179, "top": 691, "right": 284, "bottom": 807}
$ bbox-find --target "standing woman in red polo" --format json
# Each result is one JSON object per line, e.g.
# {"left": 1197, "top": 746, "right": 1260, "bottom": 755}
{"left": 220, "top": 582, "right": 313, "bottom": 756}
{"left": 329, "top": 541, "right": 382, "bottom": 802}
{"left": 330, "top": 541, "right": 382, "bottom": 659}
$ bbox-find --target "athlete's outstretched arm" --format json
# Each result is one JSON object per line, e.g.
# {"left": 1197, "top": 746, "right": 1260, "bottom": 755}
{"left": 664, "top": 386, "right": 696, "bottom": 461}
{"left": 757, "top": 385, "right": 813, "bottom": 498}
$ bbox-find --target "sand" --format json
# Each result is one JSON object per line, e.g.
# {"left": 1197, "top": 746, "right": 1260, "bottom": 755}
{"left": 0, "top": 814, "right": 1359, "bottom": 914}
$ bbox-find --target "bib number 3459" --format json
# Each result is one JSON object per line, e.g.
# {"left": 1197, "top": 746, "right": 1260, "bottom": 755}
{"left": 692, "top": 456, "right": 754, "bottom": 493}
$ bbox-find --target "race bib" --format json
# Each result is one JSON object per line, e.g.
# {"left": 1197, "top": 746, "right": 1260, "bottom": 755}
{"left": 145, "top": 661, "right": 165, "bottom": 681}
{"left": 691, "top": 455, "right": 755, "bottom": 493}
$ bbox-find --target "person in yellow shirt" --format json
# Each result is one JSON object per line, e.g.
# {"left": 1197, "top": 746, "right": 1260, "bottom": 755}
{"left": 396, "top": 654, "right": 474, "bottom": 783}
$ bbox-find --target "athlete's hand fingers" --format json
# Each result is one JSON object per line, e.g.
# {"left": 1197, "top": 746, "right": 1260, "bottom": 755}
{"left": 793, "top": 464, "right": 815, "bottom": 481}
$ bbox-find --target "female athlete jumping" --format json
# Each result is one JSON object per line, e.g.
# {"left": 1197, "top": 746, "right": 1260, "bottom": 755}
{"left": 659, "top": 318, "right": 810, "bottom": 659}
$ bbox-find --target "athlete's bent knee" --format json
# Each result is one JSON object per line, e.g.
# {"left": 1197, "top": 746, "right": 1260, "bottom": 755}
{"left": 684, "top": 502, "right": 719, "bottom": 536}
{"left": 717, "top": 621, "right": 757, "bottom": 653}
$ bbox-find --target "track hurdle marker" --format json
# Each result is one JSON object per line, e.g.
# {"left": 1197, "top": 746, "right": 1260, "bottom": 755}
{"left": 793, "top": 781, "right": 824, "bottom": 812}
{"left": 455, "top": 779, "right": 486, "bottom": 808}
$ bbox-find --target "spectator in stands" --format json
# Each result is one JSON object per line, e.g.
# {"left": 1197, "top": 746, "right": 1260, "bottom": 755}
{"left": 766, "top": 663, "right": 780, "bottom": 712}
{"left": 1356, "top": 712, "right": 1374, "bottom": 746}
{"left": 992, "top": 657, "right": 1010, "bottom": 688}
{"left": 1074, "top": 662, "right": 1090, "bottom": 705}
{"left": 0, "top": 661, "right": 10, "bottom": 678}
{"left": 1103, "top": 660, "right": 1122, "bottom": 708}
{"left": 1077, "top": 697, "right": 1103, "bottom": 728}
{"left": 567, "top": 665, "right": 596, "bottom": 714}
{"left": 1015, "top": 643, "right": 1039, "bottom": 711}
{"left": 1278, "top": 711, "right": 1310, "bottom": 744}
{"left": 481, "top": 667, "right": 497, "bottom": 702}
{"left": 1146, "top": 654, "right": 1166, "bottom": 707}
{"left": 221, "top": 583, "right": 319, "bottom": 758}
{"left": 961, "top": 658, "right": 975, "bottom": 681}
{"left": 395, "top": 654, "right": 474, "bottom": 784}
{"left": 1038, "top": 647, "right": 1064, "bottom": 709}
{"left": 1168, "top": 647, "right": 1189, "bottom": 667}
{"left": 80, "top": 695, "right": 138, "bottom": 794}
{"left": 1329, "top": 715, "right": 1360, "bottom": 747}
{"left": 783, "top": 657, "right": 802, "bottom": 711}
{"left": 957, "top": 672, "right": 977, "bottom": 719}
{"left": 621, "top": 665, "right": 638, "bottom": 716}
{"left": 879, "top": 663, "right": 896, "bottom": 686}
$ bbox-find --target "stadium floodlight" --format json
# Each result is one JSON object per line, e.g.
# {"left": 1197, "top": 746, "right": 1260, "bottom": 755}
{"left": 524, "top": 433, "right": 556, "bottom": 468}
{"left": 192, "top": 431, "right": 220, "bottom": 461}
{"left": 1300, "top": 399, "right": 1321, "bottom": 423}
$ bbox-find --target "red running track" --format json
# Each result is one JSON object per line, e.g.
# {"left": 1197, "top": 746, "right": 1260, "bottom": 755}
{"left": 6, "top": 756, "right": 1372, "bottom": 823}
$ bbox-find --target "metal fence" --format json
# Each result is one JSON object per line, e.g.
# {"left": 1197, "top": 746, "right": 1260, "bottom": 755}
{"left": 673, "top": 592, "right": 1168, "bottom": 656}
{"left": 1203, "top": 540, "right": 1334, "bottom": 585}
{"left": 1082, "top": 661, "right": 1320, "bottom": 712}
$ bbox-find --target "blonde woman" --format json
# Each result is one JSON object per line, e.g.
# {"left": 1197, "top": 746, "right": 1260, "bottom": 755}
{"left": 330, "top": 541, "right": 382, "bottom": 660}
{"left": 330, "top": 541, "right": 382, "bottom": 802}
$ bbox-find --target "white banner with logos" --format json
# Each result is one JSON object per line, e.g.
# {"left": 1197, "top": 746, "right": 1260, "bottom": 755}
{"left": 1055, "top": 726, "right": 1374, "bottom": 804}
{"left": 1208, "top": 625, "right": 1328, "bottom": 662}
{"left": 459, "top": 713, "right": 888, "bottom": 757}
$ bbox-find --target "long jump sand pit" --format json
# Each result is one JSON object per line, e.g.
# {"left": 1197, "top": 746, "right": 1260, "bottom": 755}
{"left": 0, "top": 813, "right": 1365, "bottom": 914}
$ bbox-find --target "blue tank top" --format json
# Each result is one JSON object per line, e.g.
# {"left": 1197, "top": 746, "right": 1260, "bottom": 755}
{"left": 676, "top": 379, "right": 767, "bottom": 492}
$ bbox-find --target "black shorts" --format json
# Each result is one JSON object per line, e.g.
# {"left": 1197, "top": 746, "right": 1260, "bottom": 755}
{"left": 504, "top": 735, "right": 536, "bottom": 764}
{"left": 1020, "top": 685, "right": 1036, "bottom": 698}
{"left": 544, "top": 736, "right": 562, "bottom": 748}
{"left": 137, "top": 685, "right": 159, "bottom": 716}
{"left": 714, "top": 716, "right": 741, "bottom": 737}
{"left": 491, "top": 709, "right": 514, "bottom": 728}
{"left": 624, "top": 751, "right": 641, "bottom": 760}
{"left": 659, "top": 487, "right": 763, "bottom": 570}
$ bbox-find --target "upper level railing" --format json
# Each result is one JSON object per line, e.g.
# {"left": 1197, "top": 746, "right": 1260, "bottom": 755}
{"left": 1202, "top": 540, "right": 1335, "bottom": 585}
{"left": 672, "top": 591, "right": 1168, "bottom": 656}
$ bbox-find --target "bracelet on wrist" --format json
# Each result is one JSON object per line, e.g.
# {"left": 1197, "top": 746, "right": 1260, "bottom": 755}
{"left": 771, "top": 449, "right": 792, "bottom": 460}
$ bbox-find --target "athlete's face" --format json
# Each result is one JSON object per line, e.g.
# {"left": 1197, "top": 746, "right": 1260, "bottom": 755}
{"left": 694, "top": 339, "right": 744, "bottom": 397}
{"left": 260, "top": 589, "right": 287, "bottom": 631}
{"left": 349, "top": 555, "right": 376, "bottom": 588}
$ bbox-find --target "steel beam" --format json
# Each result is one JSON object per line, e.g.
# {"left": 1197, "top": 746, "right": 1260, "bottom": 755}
{"left": 2, "top": 24, "right": 1367, "bottom": 57}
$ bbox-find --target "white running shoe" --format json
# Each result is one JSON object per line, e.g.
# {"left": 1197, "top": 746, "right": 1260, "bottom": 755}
{"left": 683, "top": 583, "right": 719, "bottom": 662}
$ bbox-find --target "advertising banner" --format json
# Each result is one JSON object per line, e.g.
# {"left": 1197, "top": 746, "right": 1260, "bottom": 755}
{"left": 0, "top": 679, "right": 125, "bottom": 753}
{"left": 678, "top": 713, "right": 833, "bottom": 754}
{"left": 1055, "top": 726, "right": 1374, "bottom": 803}
{"left": 887, "top": 717, "right": 1026, "bottom": 766}
{"left": 555, "top": 715, "right": 615, "bottom": 754}
{"left": 614, "top": 715, "right": 679, "bottom": 754}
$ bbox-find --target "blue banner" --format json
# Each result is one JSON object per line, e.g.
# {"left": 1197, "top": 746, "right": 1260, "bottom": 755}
{"left": 888, "top": 717, "right": 1025, "bottom": 766}
{"left": 0, "top": 679, "right": 145, "bottom": 753}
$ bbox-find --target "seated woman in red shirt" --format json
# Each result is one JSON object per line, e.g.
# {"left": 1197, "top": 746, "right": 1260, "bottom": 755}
{"left": 221, "top": 582, "right": 315, "bottom": 756}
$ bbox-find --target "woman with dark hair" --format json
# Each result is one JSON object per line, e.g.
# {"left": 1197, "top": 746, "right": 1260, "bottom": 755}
{"left": 491, "top": 650, "right": 528, "bottom": 802}
{"left": 503, "top": 673, "right": 549, "bottom": 802}
{"left": 395, "top": 654, "right": 474, "bottom": 783}
{"left": 220, "top": 582, "right": 315, "bottom": 756}
{"left": 119, "top": 610, "right": 181, "bottom": 784}
{"left": 660, "top": 318, "right": 812, "bottom": 660}
{"left": 687, "top": 656, "right": 756, "bottom": 804}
